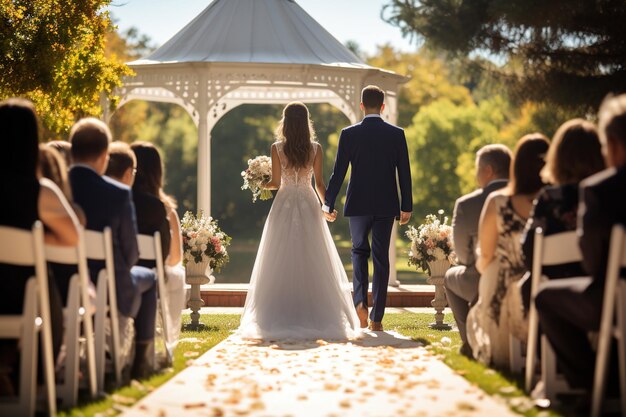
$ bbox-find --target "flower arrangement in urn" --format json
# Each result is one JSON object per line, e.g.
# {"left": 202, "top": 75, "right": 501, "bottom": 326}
{"left": 405, "top": 209, "right": 456, "bottom": 274}
{"left": 181, "top": 210, "right": 231, "bottom": 272}
{"left": 241, "top": 155, "right": 273, "bottom": 202}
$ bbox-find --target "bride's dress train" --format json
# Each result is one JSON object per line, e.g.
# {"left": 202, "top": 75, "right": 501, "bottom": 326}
{"left": 237, "top": 142, "right": 360, "bottom": 340}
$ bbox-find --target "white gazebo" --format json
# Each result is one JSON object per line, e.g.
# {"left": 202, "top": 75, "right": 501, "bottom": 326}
{"left": 110, "top": 0, "right": 408, "bottom": 284}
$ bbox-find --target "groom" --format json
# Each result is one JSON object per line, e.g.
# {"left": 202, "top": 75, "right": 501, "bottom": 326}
{"left": 323, "top": 85, "right": 412, "bottom": 331}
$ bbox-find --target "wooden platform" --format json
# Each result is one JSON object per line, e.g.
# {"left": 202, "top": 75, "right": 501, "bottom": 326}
{"left": 200, "top": 284, "right": 436, "bottom": 307}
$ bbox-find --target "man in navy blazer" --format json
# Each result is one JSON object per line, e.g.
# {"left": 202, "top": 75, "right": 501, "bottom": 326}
{"left": 324, "top": 85, "right": 413, "bottom": 331}
{"left": 68, "top": 118, "right": 157, "bottom": 378}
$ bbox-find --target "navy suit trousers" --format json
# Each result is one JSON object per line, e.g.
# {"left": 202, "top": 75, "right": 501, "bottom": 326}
{"left": 130, "top": 266, "right": 157, "bottom": 342}
{"left": 349, "top": 216, "right": 394, "bottom": 322}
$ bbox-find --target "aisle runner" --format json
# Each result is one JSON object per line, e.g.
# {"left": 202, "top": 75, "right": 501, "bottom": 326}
{"left": 122, "top": 331, "right": 517, "bottom": 417}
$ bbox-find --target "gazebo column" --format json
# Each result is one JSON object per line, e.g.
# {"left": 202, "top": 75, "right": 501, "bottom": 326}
{"left": 197, "top": 111, "right": 211, "bottom": 215}
{"left": 386, "top": 95, "right": 400, "bottom": 288}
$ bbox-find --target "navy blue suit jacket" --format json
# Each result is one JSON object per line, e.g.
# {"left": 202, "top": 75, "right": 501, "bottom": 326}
{"left": 69, "top": 166, "right": 140, "bottom": 317}
{"left": 325, "top": 116, "right": 412, "bottom": 217}
{"left": 579, "top": 166, "right": 626, "bottom": 292}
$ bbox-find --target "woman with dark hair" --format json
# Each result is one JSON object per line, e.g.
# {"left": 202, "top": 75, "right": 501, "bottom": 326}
{"left": 0, "top": 98, "right": 79, "bottom": 394}
{"left": 130, "top": 141, "right": 186, "bottom": 352}
{"left": 518, "top": 120, "right": 605, "bottom": 313}
{"left": 466, "top": 133, "right": 550, "bottom": 368}
{"left": 236, "top": 102, "right": 360, "bottom": 340}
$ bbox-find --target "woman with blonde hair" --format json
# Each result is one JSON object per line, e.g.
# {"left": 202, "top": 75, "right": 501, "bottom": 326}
{"left": 237, "top": 102, "right": 360, "bottom": 340}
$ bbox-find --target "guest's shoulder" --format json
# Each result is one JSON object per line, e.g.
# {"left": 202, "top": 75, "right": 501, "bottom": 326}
{"left": 580, "top": 168, "right": 620, "bottom": 193}
{"left": 456, "top": 188, "right": 483, "bottom": 206}
{"left": 485, "top": 189, "right": 510, "bottom": 206}
{"left": 101, "top": 176, "right": 133, "bottom": 202}
{"left": 38, "top": 177, "right": 65, "bottom": 200}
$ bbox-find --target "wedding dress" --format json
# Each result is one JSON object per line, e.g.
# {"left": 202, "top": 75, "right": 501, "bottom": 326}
{"left": 237, "top": 142, "right": 360, "bottom": 340}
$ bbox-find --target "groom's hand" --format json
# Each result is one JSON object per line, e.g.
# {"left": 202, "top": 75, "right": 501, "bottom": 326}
{"left": 399, "top": 211, "right": 411, "bottom": 225}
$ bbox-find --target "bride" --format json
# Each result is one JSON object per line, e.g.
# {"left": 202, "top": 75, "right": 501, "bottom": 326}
{"left": 237, "top": 102, "right": 361, "bottom": 340}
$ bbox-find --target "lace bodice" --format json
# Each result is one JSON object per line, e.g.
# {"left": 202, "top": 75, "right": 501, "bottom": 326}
{"left": 275, "top": 142, "right": 316, "bottom": 187}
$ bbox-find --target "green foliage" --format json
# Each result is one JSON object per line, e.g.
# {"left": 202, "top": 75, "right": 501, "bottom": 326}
{"left": 406, "top": 99, "right": 490, "bottom": 217}
{"left": 367, "top": 45, "right": 473, "bottom": 127}
{"left": 109, "top": 101, "right": 199, "bottom": 214}
{"left": 383, "top": 0, "right": 626, "bottom": 111}
{"left": 0, "top": 0, "right": 131, "bottom": 137}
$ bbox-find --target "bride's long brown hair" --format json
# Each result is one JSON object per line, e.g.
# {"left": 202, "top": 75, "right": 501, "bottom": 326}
{"left": 275, "top": 102, "right": 316, "bottom": 169}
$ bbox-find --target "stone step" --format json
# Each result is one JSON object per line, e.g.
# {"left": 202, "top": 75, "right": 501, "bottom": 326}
{"left": 198, "top": 284, "right": 437, "bottom": 308}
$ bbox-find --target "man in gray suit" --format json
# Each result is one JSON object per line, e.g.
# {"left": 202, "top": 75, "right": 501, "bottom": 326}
{"left": 445, "top": 144, "right": 512, "bottom": 357}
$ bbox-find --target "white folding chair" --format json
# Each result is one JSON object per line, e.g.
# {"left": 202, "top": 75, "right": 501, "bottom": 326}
{"left": 137, "top": 232, "right": 173, "bottom": 366}
{"left": 44, "top": 226, "right": 97, "bottom": 406}
{"left": 0, "top": 222, "right": 56, "bottom": 417}
{"left": 84, "top": 228, "right": 122, "bottom": 392}
{"left": 509, "top": 335, "right": 525, "bottom": 374}
{"left": 525, "top": 228, "right": 585, "bottom": 400}
{"left": 592, "top": 224, "right": 626, "bottom": 417}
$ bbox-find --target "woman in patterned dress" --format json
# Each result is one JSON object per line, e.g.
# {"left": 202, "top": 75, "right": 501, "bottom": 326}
{"left": 466, "top": 134, "right": 550, "bottom": 368}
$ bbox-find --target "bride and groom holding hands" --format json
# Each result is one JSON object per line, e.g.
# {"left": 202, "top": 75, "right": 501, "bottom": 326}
{"left": 237, "top": 85, "right": 413, "bottom": 340}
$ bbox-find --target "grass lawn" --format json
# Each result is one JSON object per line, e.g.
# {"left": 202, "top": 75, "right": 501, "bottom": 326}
{"left": 60, "top": 313, "right": 572, "bottom": 417}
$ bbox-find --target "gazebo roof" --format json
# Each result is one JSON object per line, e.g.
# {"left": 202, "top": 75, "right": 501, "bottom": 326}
{"left": 129, "top": 0, "right": 369, "bottom": 68}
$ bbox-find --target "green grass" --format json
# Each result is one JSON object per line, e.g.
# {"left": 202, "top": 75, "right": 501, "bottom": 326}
{"left": 383, "top": 313, "right": 568, "bottom": 417}
{"left": 60, "top": 313, "right": 573, "bottom": 417}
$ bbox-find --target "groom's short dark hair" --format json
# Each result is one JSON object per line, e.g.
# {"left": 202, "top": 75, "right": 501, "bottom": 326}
{"left": 361, "top": 85, "right": 384, "bottom": 109}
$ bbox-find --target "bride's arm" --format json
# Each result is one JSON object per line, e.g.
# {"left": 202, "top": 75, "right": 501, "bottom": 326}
{"left": 313, "top": 143, "right": 326, "bottom": 204}
{"left": 263, "top": 143, "right": 281, "bottom": 190}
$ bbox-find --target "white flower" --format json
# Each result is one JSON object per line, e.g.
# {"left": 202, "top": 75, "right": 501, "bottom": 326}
{"left": 432, "top": 247, "right": 446, "bottom": 260}
{"left": 200, "top": 244, "right": 208, "bottom": 252}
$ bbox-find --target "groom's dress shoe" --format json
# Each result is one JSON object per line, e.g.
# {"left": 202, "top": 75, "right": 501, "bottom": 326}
{"left": 356, "top": 304, "right": 368, "bottom": 328}
{"left": 369, "top": 322, "right": 383, "bottom": 331}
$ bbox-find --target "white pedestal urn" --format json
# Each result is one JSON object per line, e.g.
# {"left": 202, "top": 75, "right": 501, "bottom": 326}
{"left": 426, "top": 259, "right": 452, "bottom": 330}
{"left": 184, "top": 259, "right": 214, "bottom": 330}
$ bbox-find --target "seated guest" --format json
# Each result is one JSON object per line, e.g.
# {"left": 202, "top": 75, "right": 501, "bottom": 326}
{"left": 444, "top": 144, "right": 511, "bottom": 358}
{"left": 68, "top": 119, "right": 157, "bottom": 379}
{"left": 39, "top": 144, "right": 90, "bottom": 305}
{"left": 39, "top": 144, "right": 86, "bottom": 226}
{"left": 536, "top": 94, "right": 626, "bottom": 393}
{"left": 466, "top": 134, "right": 549, "bottom": 368}
{"left": 519, "top": 120, "right": 605, "bottom": 313}
{"left": 0, "top": 98, "right": 79, "bottom": 394}
{"left": 131, "top": 142, "right": 186, "bottom": 350}
{"left": 106, "top": 142, "right": 171, "bottom": 269}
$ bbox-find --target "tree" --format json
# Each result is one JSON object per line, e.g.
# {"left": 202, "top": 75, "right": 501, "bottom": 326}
{"left": 367, "top": 45, "right": 473, "bottom": 126}
{"left": 0, "top": 0, "right": 131, "bottom": 137}
{"left": 405, "top": 97, "right": 510, "bottom": 217}
{"left": 383, "top": 0, "right": 626, "bottom": 111}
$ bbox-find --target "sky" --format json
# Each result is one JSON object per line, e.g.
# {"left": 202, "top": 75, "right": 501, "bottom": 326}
{"left": 108, "top": 0, "right": 418, "bottom": 56}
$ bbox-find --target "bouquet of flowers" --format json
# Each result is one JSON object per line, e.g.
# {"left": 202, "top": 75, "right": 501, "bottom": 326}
{"left": 181, "top": 211, "right": 231, "bottom": 272}
{"left": 405, "top": 209, "right": 456, "bottom": 273}
{"left": 241, "top": 155, "right": 273, "bottom": 203}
